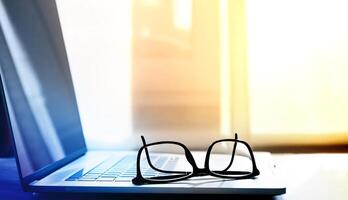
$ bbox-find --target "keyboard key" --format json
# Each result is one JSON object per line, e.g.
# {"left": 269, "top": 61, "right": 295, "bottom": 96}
{"left": 83, "top": 174, "right": 100, "bottom": 178}
{"left": 100, "top": 175, "right": 116, "bottom": 178}
{"left": 78, "top": 178, "right": 96, "bottom": 181}
{"left": 97, "top": 177, "right": 115, "bottom": 182}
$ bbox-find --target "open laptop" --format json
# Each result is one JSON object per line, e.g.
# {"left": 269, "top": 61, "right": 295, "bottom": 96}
{"left": 0, "top": 0, "right": 285, "bottom": 196}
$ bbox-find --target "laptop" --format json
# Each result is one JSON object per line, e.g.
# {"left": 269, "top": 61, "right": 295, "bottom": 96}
{"left": 0, "top": 0, "right": 285, "bottom": 196}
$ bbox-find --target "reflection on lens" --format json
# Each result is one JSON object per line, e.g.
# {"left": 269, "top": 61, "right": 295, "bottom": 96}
{"left": 208, "top": 141, "right": 253, "bottom": 178}
{"left": 140, "top": 143, "right": 193, "bottom": 182}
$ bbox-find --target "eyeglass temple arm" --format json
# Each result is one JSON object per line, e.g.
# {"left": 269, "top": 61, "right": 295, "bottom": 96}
{"left": 222, "top": 133, "right": 238, "bottom": 172}
{"left": 141, "top": 136, "right": 162, "bottom": 172}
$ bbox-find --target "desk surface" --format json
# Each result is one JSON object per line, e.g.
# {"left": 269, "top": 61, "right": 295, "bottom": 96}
{"left": 1, "top": 154, "right": 347, "bottom": 200}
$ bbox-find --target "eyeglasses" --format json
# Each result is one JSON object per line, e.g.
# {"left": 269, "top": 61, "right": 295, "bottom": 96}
{"left": 132, "top": 134, "right": 260, "bottom": 185}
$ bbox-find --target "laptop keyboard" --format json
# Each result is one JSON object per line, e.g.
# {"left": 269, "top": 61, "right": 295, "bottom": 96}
{"left": 66, "top": 154, "right": 179, "bottom": 182}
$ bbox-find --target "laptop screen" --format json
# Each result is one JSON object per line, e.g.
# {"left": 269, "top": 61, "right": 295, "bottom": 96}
{"left": 0, "top": 0, "right": 86, "bottom": 178}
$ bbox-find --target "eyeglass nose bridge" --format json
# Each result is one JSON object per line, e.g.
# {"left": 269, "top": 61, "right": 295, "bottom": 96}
{"left": 194, "top": 167, "right": 208, "bottom": 176}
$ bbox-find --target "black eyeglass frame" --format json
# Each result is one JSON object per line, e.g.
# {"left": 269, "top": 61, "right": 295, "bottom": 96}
{"left": 132, "top": 134, "right": 260, "bottom": 185}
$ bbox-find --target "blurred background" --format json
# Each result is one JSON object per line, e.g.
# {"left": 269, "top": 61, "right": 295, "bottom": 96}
{"left": 2, "top": 0, "right": 348, "bottom": 153}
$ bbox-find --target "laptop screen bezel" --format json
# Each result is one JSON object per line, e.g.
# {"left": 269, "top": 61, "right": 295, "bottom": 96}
{"left": 0, "top": 70, "right": 87, "bottom": 189}
{"left": 0, "top": 0, "right": 88, "bottom": 190}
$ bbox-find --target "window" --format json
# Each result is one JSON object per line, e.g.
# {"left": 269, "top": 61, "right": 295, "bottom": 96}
{"left": 246, "top": 0, "right": 348, "bottom": 146}
{"left": 56, "top": 0, "right": 133, "bottom": 149}
{"left": 131, "top": 0, "right": 221, "bottom": 143}
{"left": 56, "top": 0, "right": 348, "bottom": 149}
{"left": 56, "top": 0, "right": 223, "bottom": 149}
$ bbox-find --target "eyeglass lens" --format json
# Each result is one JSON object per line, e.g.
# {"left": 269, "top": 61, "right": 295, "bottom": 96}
{"left": 208, "top": 140, "right": 253, "bottom": 178}
{"left": 139, "top": 143, "right": 193, "bottom": 181}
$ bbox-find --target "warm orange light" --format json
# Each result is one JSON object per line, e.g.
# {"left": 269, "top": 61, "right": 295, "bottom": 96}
{"left": 219, "top": 0, "right": 231, "bottom": 137}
